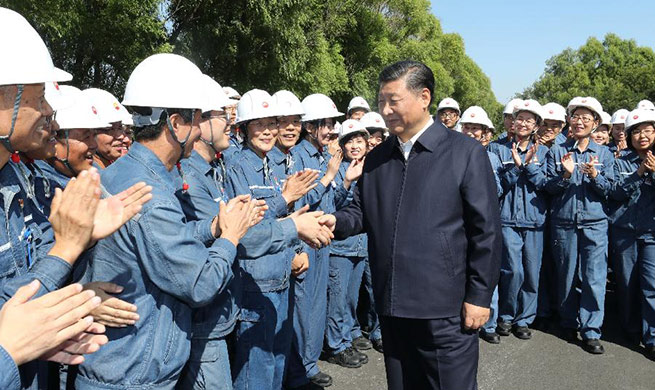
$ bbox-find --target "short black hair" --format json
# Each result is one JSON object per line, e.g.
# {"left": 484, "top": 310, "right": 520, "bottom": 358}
{"left": 131, "top": 107, "right": 194, "bottom": 142}
{"left": 378, "top": 60, "right": 435, "bottom": 105}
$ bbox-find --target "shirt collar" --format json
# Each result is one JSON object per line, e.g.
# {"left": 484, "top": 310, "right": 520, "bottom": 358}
{"left": 241, "top": 145, "right": 266, "bottom": 172}
{"left": 126, "top": 142, "right": 176, "bottom": 189}
{"left": 187, "top": 150, "right": 213, "bottom": 176}
{"left": 563, "top": 137, "right": 600, "bottom": 153}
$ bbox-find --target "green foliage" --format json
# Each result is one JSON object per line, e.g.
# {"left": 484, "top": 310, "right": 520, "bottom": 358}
{"left": 2, "top": 0, "right": 501, "bottom": 120}
{"left": 521, "top": 34, "right": 655, "bottom": 114}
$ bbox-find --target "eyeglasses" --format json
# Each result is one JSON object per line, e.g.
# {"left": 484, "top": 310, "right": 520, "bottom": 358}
{"left": 570, "top": 114, "right": 595, "bottom": 124}
{"left": 45, "top": 111, "right": 57, "bottom": 127}
{"left": 515, "top": 118, "right": 536, "bottom": 125}
{"left": 631, "top": 128, "right": 655, "bottom": 137}
{"left": 438, "top": 111, "right": 458, "bottom": 118}
{"left": 202, "top": 112, "right": 231, "bottom": 122}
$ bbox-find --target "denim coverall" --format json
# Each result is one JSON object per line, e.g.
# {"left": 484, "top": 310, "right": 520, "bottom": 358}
{"left": 177, "top": 150, "right": 299, "bottom": 390}
{"left": 495, "top": 142, "right": 549, "bottom": 327}
{"left": 608, "top": 151, "right": 655, "bottom": 345}
{"left": 75, "top": 143, "right": 237, "bottom": 390}
{"left": 325, "top": 161, "right": 367, "bottom": 355}
{"left": 546, "top": 139, "right": 614, "bottom": 340}
{"left": 225, "top": 146, "right": 296, "bottom": 390}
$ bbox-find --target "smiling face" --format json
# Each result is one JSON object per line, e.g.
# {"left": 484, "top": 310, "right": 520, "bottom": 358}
{"left": 462, "top": 123, "right": 485, "bottom": 142}
{"left": 306, "top": 118, "right": 335, "bottom": 147}
{"left": 55, "top": 128, "right": 98, "bottom": 175}
{"left": 276, "top": 115, "right": 302, "bottom": 151}
{"left": 246, "top": 116, "right": 279, "bottom": 155}
{"left": 342, "top": 133, "right": 368, "bottom": 160}
{"left": 199, "top": 110, "right": 231, "bottom": 152}
{"left": 367, "top": 129, "right": 385, "bottom": 150}
{"left": 538, "top": 119, "right": 564, "bottom": 143}
{"left": 378, "top": 77, "right": 431, "bottom": 139}
{"left": 513, "top": 111, "right": 538, "bottom": 139}
{"left": 438, "top": 108, "right": 460, "bottom": 129}
{"left": 612, "top": 123, "right": 626, "bottom": 143}
{"left": 569, "top": 107, "right": 599, "bottom": 140}
{"left": 0, "top": 83, "right": 55, "bottom": 153}
{"left": 630, "top": 123, "right": 655, "bottom": 151}
{"left": 348, "top": 108, "right": 367, "bottom": 121}
{"left": 95, "top": 121, "right": 127, "bottom": 161}
{"left": 591, "top": 125, "right": 610, "bottom": 145}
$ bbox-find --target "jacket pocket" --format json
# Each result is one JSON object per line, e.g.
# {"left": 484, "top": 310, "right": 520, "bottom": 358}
{"left": 438, "top": 232, "right": 455, "bottom": 279}
{"left": 0, "top": 241, "right": 16, "bottom": 278}
{"left": 188, "top": 339, "right": 221, "bottom": 363}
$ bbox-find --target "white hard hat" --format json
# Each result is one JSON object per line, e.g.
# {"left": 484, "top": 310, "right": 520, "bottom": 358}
{"left": 236, "top": 89, "right": 278, "bottom": 125}
{"left": 122, "top": 53, "right": 205, "bottom": 111}
{"left": 301, "top": 93, "right": 344, "bottom": 122}
{"left": 360, "top": 111, "right": 387, "bottom": 130}
{"left": 484, "top": 117, "right": 495, "bottom": 131}
{"left": 513, "top": 99, "right": 544, "bottom": 123}
{"left": 625, "top": 109, "right": 655, "bottom": 132}
{"left": 600, "top": 111, "right": 612, "bottom": 127}
{"left": 347, "top": 96, "right": 370, "bottom": 113}
{"left": 437, "top": 97, "right": 460, "bottom": 114}
{"left": 45, "top": 82, "right": 75, "bottom": 111}
{"left": 611, "top": 109, "right": 629, "bottom": 125}
{"left": 331, "top": 121, "right": 342, "bottom": 135}
{"left": 199, "top": 74, "right": 233, "bottom": 113}
{"left": 459, "top": 106, "right": 490, "bottom": 127}
{"left": 223, "top": 86, "right": 241, "bottom": 100}
{"left": 273, "top": 90, "right": 305, "bottom": 117}
{"left": 636, "top": 99, "right": 655, "bottom": 111}
{"left": 567, "top": 96, "right": 603, "bottom": 119}
{"left": 0, "top": 7, "right": 72, "bottom": 86}
{"left": 542, "top": 102, "right": 566, "bottom": 122}
{"left": 339, "top": 119, "right": 369, "bottom": 143}
{"left": 503, "top": 98, "right": 523, "bottom": 115}
{"left": 81, "top": 88, "right": 132, "bottom": 127}
{"left": 55, "top": 86, "right": 110, "bottom": 130}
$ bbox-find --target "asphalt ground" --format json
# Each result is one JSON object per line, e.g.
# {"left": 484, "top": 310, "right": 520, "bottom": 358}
{"left": 317, "top": 289, "right": 655, "bottom": 390}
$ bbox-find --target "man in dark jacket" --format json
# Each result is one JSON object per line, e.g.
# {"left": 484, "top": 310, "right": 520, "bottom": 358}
{"left": 323, "top": 60, "right": 501, "bottom": 390}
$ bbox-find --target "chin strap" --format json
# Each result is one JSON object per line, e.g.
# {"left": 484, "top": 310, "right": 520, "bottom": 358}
{"left": 53, "top": 130, "right": 77, "bottom": 177}
{"left": 1, "top": 84, "right": 24, "bottom": 154}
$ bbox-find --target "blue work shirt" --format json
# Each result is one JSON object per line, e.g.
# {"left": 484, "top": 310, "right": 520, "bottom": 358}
{"left": 546, "top": 138, "right": 615, "bottom": 226}
{"left": 495, "top": 142, "right": 549, "bottom": 228}
{"left": 0, "top": 345, "right": 20, "bottom": 390}
{"left": 268, "top": 145, "right": 297, "bottom": 181}
{"left": 76, "top": 143, "right": 237, "bottom": 389}
{"left": 178, "top": 150, "right": 298, "bottom": 338}
{"left": 330, "top": 161, "right": 367, "bottom": 258}
{"left": 226, "top": 146, "right": 296, "bottom": 293}
{"left": 222, "top": 133, "right": 243, "bottom": 164}
{"left": 291, "top": 139, "right": 339, "bottom": 213}
{"left": 488, "top": 136, "right": 511, "bottom": 156}
{"left": 487, "top": 151, "right": 504, "bottom": 199}
{"left": 608, "top": 151, "right": 655, "bottom": 236}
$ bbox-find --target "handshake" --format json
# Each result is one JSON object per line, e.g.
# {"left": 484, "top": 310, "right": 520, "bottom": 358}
{"left": 286, "top": 206, "right": 337, "bottom": 248}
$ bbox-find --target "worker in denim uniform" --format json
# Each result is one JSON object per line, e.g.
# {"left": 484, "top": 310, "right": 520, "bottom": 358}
{"left": 488, "top": 98, "right": 523, "bottom": 154}
{"left": 286, "top": 93, "right": 346, "bottom": 389}
{"left": 546, "top": 96, "right": 615, "bottom": 355}
{"left": 609, "top": 109, "right": 630, "bottom": 158}
{"left": 225, "top": 89, "right": 300, "bottom": 390}
{"left": 608, "top": 109, "right": 655, "bottom": 359}
{"left": 324, "top": 120, "right": 371, "bottom": 368}
{"left": 459, "top": 106, "right": 504, "bottom": 344}
{"left": 75, "top": 54, "right": 261, "bottom": 390}
{"left": 491, "top": 100, "right": 550, "bottom": 341}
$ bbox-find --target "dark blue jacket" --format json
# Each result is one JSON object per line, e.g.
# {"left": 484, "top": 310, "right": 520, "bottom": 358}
{"left": 333, "top": 121, "right": 502, "bottom": 319}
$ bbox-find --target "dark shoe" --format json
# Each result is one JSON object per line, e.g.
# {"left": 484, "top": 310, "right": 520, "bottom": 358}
{"left": 326, "top": 349, "right": 361, "bottom": 368}
{"left": 645, "top": 344, "right": 655, "bottom": 360}
{"left": 626, "top": 331, "right": 642, "bottom": 346}
{"left": 496, "top": 321, "right": 512, "bottom": 336}
{"left": 513, "top": 325, "right": 532, "bottom": 340}
{"left": 347, "top": 347, "right": 368, "bottom": 364}
{"left": 309, "top": 372, "right": 333, "bottom": 387}
{"left": 479, "top": 329, "right": 500, "bottom": 344}
{"left": 371, "top": 338, "right": 384, "bottom": 353}
{"left": 562, "top": 328, "right": 578, "bottom": 343}
{"left": 582, "top": 339, "right": 605, "bottom": 355}
{"left": 352, "top": 336, "right": 372, "bottom": 350}
{"left": 531, "top": 316, "right": 550, "bottom": 331}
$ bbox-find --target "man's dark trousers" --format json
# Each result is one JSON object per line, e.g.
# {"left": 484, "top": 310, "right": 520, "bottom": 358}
{"left": 381, "top": 316, "right": 478, "bottom": 390}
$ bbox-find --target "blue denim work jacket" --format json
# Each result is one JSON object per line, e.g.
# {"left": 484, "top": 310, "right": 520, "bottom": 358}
{"left": 330, "top": 161, "right": 367, "bottom": 257}
{"left": 608, "top": 151, "right": 655, "bottom": 236}
{"left": 76, "top": 143, "right": 237, "bottom": 389}
{"left": 545, "top": 139, "right": 615, "bottom": 226}
{"left": 178, "top": 151, "right": 297, "bottom": 338}
{"left": 226, "top": 146, "right": 297, "bottom": 293}
{"left": 487, "top": 151, "right": 503, "bottom": 199}
{"left": 494, "top": 142, "right": 549, "bottom": 228}
{"left": 290, "top": 139, "right": 340, "bottom": 214}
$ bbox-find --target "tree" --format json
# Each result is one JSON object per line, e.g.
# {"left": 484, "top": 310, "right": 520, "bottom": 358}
{"left": 521, "top": 34, "right": 655, "bottom": 114}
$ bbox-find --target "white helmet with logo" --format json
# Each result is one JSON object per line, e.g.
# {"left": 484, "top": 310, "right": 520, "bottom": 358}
{"left": 339, "top": 119, "right": 369, "bottom": 143}
{"left": 0, "top": 7, "right": 72, "bottom": 86}
{"left": 503, "top": 98, "right": 523, "bottom": 115}
{"left": 542, "top": 102, "right": 566, "bottom": 122}
{"left": 273, "top": 90, "right": 305, "bottom": 117}
{"left": 567, "top": 96, "right": 603, "bottom": 119}
{"left": 81, "top": 88, "right": 133, "bottom": 126}
{"left": 223, "top": 86, "right": 241, "bottom": 100}
{"left": 55, "top": 86, "right": 110, "bottom": 130}
{"left": 347, "top": 96, "right": 370, "bottom": 114}
{"left": 437, "top": 97, "right": 460, "bottom": 114}
{"left": 460, "top": 106, "right": 490, "bottom": 127}
{"left": 625, "top": 109, "right": 655, "bottom": 132}
{"left": 236, "top": 89, "right": 278, "bottom": 125}
{"left": 199, "top": 74, "right": 234, "bottom": 114}
{"left": 636, "top": 99, "right": 655, "bottom": 111}
{"left": 611, "top": 109, "right": 629, "bottom": 125}
{"left": 513, "top": 99, "right": 544, "bottom": 124}
{"left": 360, "top": 112, "right": 387, "bottom": 131}
{"left": 600, "top": 111, "right": 612, "bottom": 127}
{"left": 301, "top": 93, "right": 344, "bottom": 122}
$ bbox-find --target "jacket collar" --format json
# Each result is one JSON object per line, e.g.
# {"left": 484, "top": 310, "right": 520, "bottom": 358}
{"left": 383, "top": 120, "right": 449, "bottom": 158}
{"left": 241, "top": 145, "right": 266, "bottom": 172}
{"left": 563, "top": 137, "right": 601, "bottom": 153}
{"left": 187, "top": 150, "right": 213, "bottom": 176}
{"left": 126, "top": 142, "right": 177, "bottom": 190}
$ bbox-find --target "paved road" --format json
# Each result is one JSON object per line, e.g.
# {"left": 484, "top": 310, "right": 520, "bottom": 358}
{"left": 318, "top": 291, "right": 655, "bottom": 390}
